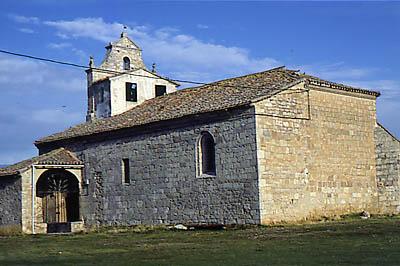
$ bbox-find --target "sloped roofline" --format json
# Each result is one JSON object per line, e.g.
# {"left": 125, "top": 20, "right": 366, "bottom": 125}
{"left": 35, "top": 67, "right": 381, "bottom": 145}
{"left": 105, "top": 35, "right": 142, "bottom": 51}
{"left": 0, "top": 148, "right": 83, "bottom": 177}
{"left": 90, "top": 67, "right": 180, "bottom": 86}
{"left": 377, "top": 122, "right": 400, "bottom": 143}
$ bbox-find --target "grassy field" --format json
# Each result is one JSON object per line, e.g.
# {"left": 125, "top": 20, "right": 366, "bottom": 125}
{"left": 0, "top": 217, "right": 399, "bottom": 265}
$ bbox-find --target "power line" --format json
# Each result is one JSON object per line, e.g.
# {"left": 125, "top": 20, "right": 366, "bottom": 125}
{"left": 0, "top": 49, "right": 207, "bottom": 85}
{"left": 0, "top": 48, "right": 307, "bottom": 93}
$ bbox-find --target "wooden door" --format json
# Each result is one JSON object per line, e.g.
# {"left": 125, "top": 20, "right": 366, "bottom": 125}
{"left": 43, "top": 192, "right": 67, "bottom": 223}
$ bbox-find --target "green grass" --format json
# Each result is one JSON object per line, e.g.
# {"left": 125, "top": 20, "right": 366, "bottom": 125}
{"left": 1, "top": 217, "right": 400, "bottom": 265}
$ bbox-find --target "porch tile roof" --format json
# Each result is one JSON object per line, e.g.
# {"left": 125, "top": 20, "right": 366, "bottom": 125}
{"left": 0, "top": 148, "right": 82, "bottom": 177}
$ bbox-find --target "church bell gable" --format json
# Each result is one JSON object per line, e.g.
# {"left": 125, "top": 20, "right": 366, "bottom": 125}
{"left": 99, "top": 31, "right": 146, "bottom": 72}
{"left": 85, "top": 30, "right": 179, "bottom": 122}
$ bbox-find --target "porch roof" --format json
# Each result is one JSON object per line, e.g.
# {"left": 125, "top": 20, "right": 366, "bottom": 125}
{"left": 0, "top": 148, "right": 83, "bottom": 177}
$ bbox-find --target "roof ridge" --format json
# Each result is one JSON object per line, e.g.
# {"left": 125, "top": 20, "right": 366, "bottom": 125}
{"left": 35, "top": 66, "right": 380, "bottom": 145}
{"left": 206, "top": 65, "right": 287, "bottom": 86}
{"left": 38, "top": 66, "right": 294, "bottom": 138}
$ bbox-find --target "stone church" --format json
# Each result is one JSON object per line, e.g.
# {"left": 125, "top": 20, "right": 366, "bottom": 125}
{"left": 1, "top": 32, "right": 399, "bottom": 234}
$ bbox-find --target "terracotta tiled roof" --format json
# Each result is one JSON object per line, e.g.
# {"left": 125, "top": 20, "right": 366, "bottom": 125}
{"left": 0, "top": 148, "right": 83, "bottom": 177}
{"left": 35, "top": 67, "right": 380, "bottom": 145}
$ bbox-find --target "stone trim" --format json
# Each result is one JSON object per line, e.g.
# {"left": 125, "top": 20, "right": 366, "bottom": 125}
{"left": 308, "top": 79, "right": 380, "bottom": 97}
{"left": 307, "top": 83, "right": 378, "bottom": 100}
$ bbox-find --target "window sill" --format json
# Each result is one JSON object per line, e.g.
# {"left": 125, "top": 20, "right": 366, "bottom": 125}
{"left": 197, "top": 173, "right": 216, "bottom": 179}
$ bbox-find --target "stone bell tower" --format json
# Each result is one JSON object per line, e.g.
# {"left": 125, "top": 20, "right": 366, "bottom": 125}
{"left": 86, "top": 29, "right": 146, "bottom": 87}
{"left": 85, "top": 29, "right": 179, "bottom": 122}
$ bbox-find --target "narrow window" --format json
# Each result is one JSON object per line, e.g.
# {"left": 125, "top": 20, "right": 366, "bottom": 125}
{"left": 155, "top": 85, "right": 167, "bottom": 97}
{"left": 122, "top": 158, "right": 130, "bottom": 184}
{"left": 126, "top": 82, "right": 137, "bottom": 102}
{"left": 123, "top": 57, "right": 130, "bottom": 70}
{"left": 198, "top": 132, "right": 216, "bottom": 176}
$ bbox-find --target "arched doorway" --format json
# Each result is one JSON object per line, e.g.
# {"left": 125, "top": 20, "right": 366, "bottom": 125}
{"left": 36, "top": 169, "right": 80, "bottom": 225}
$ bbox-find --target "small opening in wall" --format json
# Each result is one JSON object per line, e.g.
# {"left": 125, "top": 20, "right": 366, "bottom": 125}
{"left": 155, "top": 85, "right": 167, "bottom": 97}
{"left": 123, "top": 57, "right": 130, "bottom": 70}
{"left": 126, "top": 82, "right": 137, "bottom": 102}
{"left": 122, "top": 158, "right": 130, "bottom": 184}
{"left": 197, "top": 131, "right": 216, "bottom": 176}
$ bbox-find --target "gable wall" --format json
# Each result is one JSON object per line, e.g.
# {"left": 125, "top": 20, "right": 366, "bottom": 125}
{"left": 255, "top": 82, "right": 379, "bottom": 223}
{"left": 109, "top": 70, "right": 177, "bottom": 116}
{"left": 99, "top": 38, "right": 145, "bottom": 71}
{"left": 42, "top": 108, "right": 260, "bottom": 227}
{"left": 375, "top": 124, "right": 400, "bottom": 213}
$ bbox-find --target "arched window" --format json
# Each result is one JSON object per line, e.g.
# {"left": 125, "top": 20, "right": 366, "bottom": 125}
{"left": 123, "top": 57, "right": 130, "bottom": 70}
{"left": 198, "top": 131, "right": 216, "bottom": 176}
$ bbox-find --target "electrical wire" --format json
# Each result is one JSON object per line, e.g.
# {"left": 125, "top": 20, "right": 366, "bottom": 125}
{"left": 0, "top": 49, "right": 207, "bottom": 85}
{"left": 0, "top": 48, "right": 308, "bottom": 93}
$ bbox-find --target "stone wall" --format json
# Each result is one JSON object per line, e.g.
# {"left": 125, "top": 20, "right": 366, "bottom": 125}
{"left": 255, "top": 82, "right": 379, "bottom": 223}
{"left": 99, "top": 35, "right": 145, "bottom": 72}
{"left": 0, "top": 175, "right": 22, "bottom": 226}
{"left": 88, "top": 80, "right": 111, "bottom": 119}
{"left": 375, "top": 123, "right": 400, "bottom": 214}
{"left": 43, "top": 108, "right": 260, "bottom": 226}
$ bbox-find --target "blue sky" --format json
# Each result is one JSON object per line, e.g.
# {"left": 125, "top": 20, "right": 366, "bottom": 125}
{"left": 0, "top": 0, "right": 399, "bottom": 164}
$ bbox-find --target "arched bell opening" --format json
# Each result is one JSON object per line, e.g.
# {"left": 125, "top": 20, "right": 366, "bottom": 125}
{"left": 36, "top": 169, "right": 80, "bottom": 224}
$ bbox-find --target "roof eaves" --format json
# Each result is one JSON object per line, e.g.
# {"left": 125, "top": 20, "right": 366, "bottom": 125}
{"left": 307, "top": 78, "right": 380, "bottom": 97}
{"left": 0, "top": 170, "right": 20, "bottom": 177}
{"left": 0, "top": 148, "right": 83, "bottom": 177}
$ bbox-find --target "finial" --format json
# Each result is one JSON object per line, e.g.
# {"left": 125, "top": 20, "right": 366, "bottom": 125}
{"left": 89, "top": 56, "right": 94, "bottom": 68}
{"left": 121, "top": 25, "right": 128, "bottom": 38}
{"left": 151, "top": 63, "right": 156, "bottom": 73}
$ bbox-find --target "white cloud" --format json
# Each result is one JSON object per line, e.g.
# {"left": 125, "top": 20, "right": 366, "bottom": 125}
{"left": 43, "top": 17, "right": 123, "bottom": 42}
{"left": 43, "top": 17, "right": 281, "bottom": 82}
{"left": 18, "top": 28, "right": 35, "bottom": 34}
{"left": 299, "top": 62, "right": 375, "bottom": 81}
{"left": 298, "top": 62, "right": 400, "bottom": 101}
{"left": 56, "top": 32, "right": 70, "bottom": 39}
{"left": 0, "top": 54, "right": 85, "bottom": 92}
{"left": 0, "top": 54, "right": 86, "bottom": 164}
{"left": 344, "top": 79, "right": 400, "bottom": 101}
{"left": 9, "top": 14, "right": 40, "bottom": 24}
{"left": 72, "top": 48, "right": 87, "bottom": 61}
{"left": 48, "top": 42, "right": 72, "bottom": 49}
{"left": 48, "top": 43, "right": 87, "bottom": 61}
{"left": 197, "top": 24, "right": 209, "bottom": 29}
